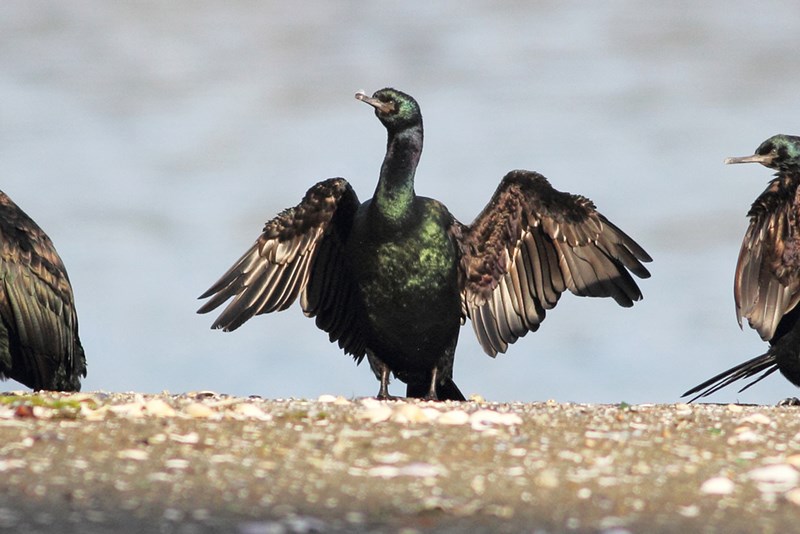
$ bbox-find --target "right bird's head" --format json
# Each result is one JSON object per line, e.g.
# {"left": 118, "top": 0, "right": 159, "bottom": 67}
{"left": 725, "top": 134, "right": 800, "bottom": 172}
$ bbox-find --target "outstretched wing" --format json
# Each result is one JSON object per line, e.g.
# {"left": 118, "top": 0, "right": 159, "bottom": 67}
{"left": 734, "top": 177, "right": 800, "bottom": 341}
{"left": 0, "top": 192, "right": 86, "bottom": 391}
{"left": 457, "top": 170, "right": 652, "bottom": 356}
{"left": 198, "top": 178, "right": 367, "bottom": 358}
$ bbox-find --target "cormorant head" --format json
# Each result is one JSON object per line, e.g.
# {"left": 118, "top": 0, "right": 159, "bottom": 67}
{"left": 355, "top": 88, "right": 422, "bottom": 133}
{"left": 725, "top": 134, "right": 800, "bottom": 172}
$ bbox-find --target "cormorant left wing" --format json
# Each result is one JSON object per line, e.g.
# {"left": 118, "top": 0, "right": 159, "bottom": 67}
{"left": 734, "top": 177, "right": 800, "bottom": 341}
{"left": 456, "top": 170, "right": 652, "bottom": 356}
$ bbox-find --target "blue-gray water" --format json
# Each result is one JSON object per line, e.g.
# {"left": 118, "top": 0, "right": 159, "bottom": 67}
{"left": 1, "top": 1, "right": 798, "bottom": 404}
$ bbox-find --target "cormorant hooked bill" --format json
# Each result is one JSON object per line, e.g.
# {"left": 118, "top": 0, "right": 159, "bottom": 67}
{"left": 684, "top": 134, "right": 800, "bottom": 402}
{"left": 0, "top": 192, "right": 86, "bottom": 391}
{"left": 198, "top": 88, "right": 652, "bottom": 401}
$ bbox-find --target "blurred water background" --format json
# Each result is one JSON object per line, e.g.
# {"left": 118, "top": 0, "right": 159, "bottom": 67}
{"left": 1, "top": 1, "right": 799, "bottom": 404}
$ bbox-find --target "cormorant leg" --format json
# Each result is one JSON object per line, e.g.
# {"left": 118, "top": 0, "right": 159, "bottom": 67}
{"left": 424, "top": 367, "right": 440, "bottom": 401}
{"left": 376, "top": 364, "right": 395, "bottom": 400}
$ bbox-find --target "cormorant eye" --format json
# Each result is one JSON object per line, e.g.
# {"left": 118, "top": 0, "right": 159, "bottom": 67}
{"left": 381, "top": 100, "right": 397, "bottom": 114}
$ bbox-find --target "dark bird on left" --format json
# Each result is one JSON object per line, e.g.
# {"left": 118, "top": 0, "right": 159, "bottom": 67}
{"left": 199, "top": 88, "right": 651, "bottom": 401}
{"left": 684, "top": 134, "right": 800, "bottom": 402}
{"left": 0, "top": 192, "right": 86, "bottom": 391}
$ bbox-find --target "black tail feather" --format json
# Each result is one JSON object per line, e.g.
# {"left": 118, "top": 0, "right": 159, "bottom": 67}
{"left": 435, "top": 378, "right": 466, "bottom": 401}
{"left": 406, "top": 378, "right": 466, "bottom": 401}
{"left": 682, "top": 351, "right": 778, "bottom": 403}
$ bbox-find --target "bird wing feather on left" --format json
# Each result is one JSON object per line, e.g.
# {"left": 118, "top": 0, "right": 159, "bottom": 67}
{"left": 734, "top": 179, "right": 800, "bottom": 341}
{"left": 0, "top": 194, "right": 85, "bottom": 388}
{"left": 198, "top": 178, "right": 367, "bottom": 358}
{"left": 457, "top": 170, "right": 652, "bottom": 356}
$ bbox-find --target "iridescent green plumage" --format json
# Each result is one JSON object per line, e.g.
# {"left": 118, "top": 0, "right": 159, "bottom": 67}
{"left": 199, "top": 88, "right": 651, "bottom": 400}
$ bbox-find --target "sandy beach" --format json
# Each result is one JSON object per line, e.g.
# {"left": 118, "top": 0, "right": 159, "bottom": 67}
{"left": 0, "top": 391, "right": 798, "bottom": 533}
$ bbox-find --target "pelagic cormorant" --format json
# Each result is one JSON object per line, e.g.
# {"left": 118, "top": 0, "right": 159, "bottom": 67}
{"left": 684, "top": 134, "right": 800, "bottom": 402}
{"left": 198, "top": 88, "right": 652, "bottom": 401}
{"left": 0, "top": 191, "right": 86, "bottom": 391}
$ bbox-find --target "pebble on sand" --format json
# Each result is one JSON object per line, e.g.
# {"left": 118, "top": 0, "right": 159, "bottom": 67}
{"left": 700, "top": 476, "right": 735, "bottom": 495}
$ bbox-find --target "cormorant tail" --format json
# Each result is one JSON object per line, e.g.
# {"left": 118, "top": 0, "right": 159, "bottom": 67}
{"left": 406, "top": 378, "right": 466, "bottom": 401}
{"left": 682, "top": 351, "right": 778, "bottom": 403}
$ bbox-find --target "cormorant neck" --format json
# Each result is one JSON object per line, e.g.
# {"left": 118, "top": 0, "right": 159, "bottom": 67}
{"left": 373, "top": 124, "right": 423, "bottom": 223}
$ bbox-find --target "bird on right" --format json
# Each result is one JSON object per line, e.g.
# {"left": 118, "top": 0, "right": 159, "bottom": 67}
{"left": 684, "top": 134, "right": 800, "bottom": 403}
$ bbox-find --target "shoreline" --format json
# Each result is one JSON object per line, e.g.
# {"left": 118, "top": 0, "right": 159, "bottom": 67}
{"left": 0, "top": 391, "right": 798, "bottom": 533}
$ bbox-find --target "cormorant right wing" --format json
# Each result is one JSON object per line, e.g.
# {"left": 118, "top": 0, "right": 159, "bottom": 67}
{"left": 198, "top": 178, "right": 367, "bottom": 359}
{"left": 456, "top": 170, "right": 652, "bottom": 356}
{"left": 734, "top": 177, "right": 800, "bottom": 341}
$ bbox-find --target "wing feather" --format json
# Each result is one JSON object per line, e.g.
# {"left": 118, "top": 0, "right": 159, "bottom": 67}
{"left": 457, "top": 170, "right": 651, "bottom": 356}
{"left": 0, "top": 192, "right": 86, "bottom": 391}
{"left": 198, "top": 178, "right": 366, "bottom": 358}
{"left": 492, "top": 277, "right": 514, "bottom": 344}
{"left": 734, "top": 176, "right": 800, "bottom": 341}
{"left": 513, "top": 243, "right": 544, "bottom": 327}
{"left": 476, "top": 302, "right": 505, "bottom": 356}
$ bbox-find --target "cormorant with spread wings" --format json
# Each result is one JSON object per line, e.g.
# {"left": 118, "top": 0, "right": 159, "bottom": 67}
{"left": 199, "top": 88, "right": 651, "bottom": 401}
